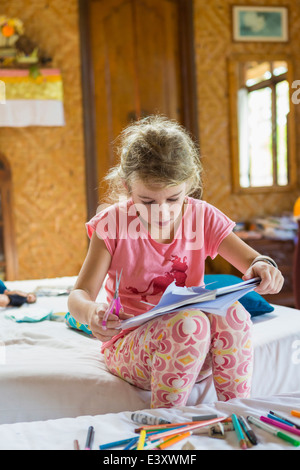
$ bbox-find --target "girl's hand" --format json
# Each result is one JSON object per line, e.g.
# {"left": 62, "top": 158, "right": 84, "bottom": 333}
{"left": 88, "top": 302, "right": 134, "bottom": 342}
{"left": 242, "top": 262, "right": 284, "bottom": 295}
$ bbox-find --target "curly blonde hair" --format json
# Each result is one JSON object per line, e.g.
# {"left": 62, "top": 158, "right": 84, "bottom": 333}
{"left": 103, "top": 115, "right": 203, "bottom": 202}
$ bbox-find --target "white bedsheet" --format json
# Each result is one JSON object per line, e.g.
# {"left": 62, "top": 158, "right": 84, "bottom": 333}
{"left": 0, "top": 392, "right": 300, "bottom": 450}
{"left": 1, "top": 276, "right": 300, "bottom": 425}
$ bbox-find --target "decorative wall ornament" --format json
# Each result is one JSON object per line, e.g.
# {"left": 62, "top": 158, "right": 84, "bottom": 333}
{"left": 0, "top": 68, "right": 65, "bottom": 127}
{"left": 0, "top": 16, "right": 62, "bottom": 126}
{"left": 0, "top": 15, "right": 24, "bottom": 46}
{"left": 0, "top": 15, "right": 24, "bottom": 64}
{"left": 0, "top": 15, "right": 52, "bottom": 68}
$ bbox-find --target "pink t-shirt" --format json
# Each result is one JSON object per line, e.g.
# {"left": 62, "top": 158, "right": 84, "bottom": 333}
{"left": 86, "top": 197, "right": 235, "bottom": 350}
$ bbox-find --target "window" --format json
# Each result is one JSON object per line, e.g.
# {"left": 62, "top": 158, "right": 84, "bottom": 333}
{"left": 229, "top": 56, "right": 297, "bottom": 192}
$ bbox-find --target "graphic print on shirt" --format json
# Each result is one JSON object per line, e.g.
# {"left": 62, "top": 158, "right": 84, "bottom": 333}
{"left": 126, "top": 255, "right": 188, "bottom": 302}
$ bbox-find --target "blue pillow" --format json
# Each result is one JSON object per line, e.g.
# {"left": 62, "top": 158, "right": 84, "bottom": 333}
{"left": 203, "top": 274, "right": 274, "bottom": 317}
{"left": 0, "top": 280, "right": 7, "bottom": 294}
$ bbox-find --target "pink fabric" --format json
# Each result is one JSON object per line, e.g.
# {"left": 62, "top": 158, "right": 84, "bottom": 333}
{"left": 0, "top": 69, "right": 61, "bottom": 77}
{"left": 86, "top": 197, "right": 235, "bottom": 351}
{"left": 103, "top": 302, "right": 253, "bottom": 408}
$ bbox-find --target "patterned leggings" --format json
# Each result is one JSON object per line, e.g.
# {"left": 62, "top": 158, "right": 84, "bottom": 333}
{"left": 104, "top": 301, "right": 253, "bottom": 408}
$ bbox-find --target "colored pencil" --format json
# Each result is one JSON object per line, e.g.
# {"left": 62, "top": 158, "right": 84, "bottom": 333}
{"left": 158, "top": 431, "right": 191, "bottom": 450}
{"left": 143, "top": 440, "right": 164, "bottom": 450}
{"left": 73, "top": 439, "right": 80, "bottom": 450}
{"left": 123, "top": 437, "right": 139, "bottom": 450}
{"left": 134, "top": 416, "right": 226, "bottom": 432}
{"left": 137, "top": 429, "right": 146, "bottom": 450}
{"left": 147, "top": 417, "right": 226, "bottom": 442}
{"left": 99, "top": 436, "right": 138, "bottom": 450}
{"left": 146, "top": 426, "right": 186, "bottom": 436}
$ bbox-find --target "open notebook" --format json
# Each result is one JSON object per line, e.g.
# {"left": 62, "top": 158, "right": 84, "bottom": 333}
{"left": 120, "top": 277, "right": 260, "bottom": 330}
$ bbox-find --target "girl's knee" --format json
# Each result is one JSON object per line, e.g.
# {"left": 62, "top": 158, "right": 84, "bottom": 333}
{"left": 224, "top": 301, "right": 252, "bottom": 331}
{"left": 165, "top": 309, "right": 211, "bottom": 342}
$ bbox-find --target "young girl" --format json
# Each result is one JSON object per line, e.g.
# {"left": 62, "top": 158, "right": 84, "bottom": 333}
{"left": 68, "top": 115, "right": 283, "bottom": 408}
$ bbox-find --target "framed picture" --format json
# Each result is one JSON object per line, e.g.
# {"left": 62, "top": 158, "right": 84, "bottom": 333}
{"left": 232, "top": 6, "right": 288, "bottom": 42}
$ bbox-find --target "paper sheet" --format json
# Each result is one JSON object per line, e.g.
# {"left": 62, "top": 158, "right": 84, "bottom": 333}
{"left": 120, "top": 279, "right": 259, "bottom": 329}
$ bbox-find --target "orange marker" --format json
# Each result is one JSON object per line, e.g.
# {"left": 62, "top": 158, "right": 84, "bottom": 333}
{"left": 291, "top": 410, "right": 300, "bottom": 418}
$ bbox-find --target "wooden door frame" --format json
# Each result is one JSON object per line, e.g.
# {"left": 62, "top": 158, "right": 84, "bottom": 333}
{"left": 78, "top": 0, "right": 199, "bottom": 219}
{"left": 0, "top": 153, "right": 18, "bottom": 280}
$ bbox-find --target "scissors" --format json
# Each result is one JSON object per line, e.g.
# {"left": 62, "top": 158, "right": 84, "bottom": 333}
{"left": 102, "top": 269, "right": 123, "bottom": 330}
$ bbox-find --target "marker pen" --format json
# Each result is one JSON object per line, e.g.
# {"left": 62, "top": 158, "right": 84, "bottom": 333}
{"left": 247, "top": 416, "right": 300, "bottom": 447}
{"left": 85, "top": 426, "right": 94, "bottom": 450}
{"left": 238, "top": 415, "right": 258, "bottom": 445}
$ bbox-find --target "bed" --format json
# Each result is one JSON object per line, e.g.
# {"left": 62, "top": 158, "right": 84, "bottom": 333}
{"left": 0, "top": 392, "right": 299, "bottom": 450}
{"left": 1, "top": 275, "right": 300, "bottom": 428}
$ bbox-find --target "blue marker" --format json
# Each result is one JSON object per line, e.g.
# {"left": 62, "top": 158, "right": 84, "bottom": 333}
{"left": 269, "top": 411, "right": 300, "bottom": 429}
{"left": 267, "top": 413, "right": 294, "bottom": 427}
